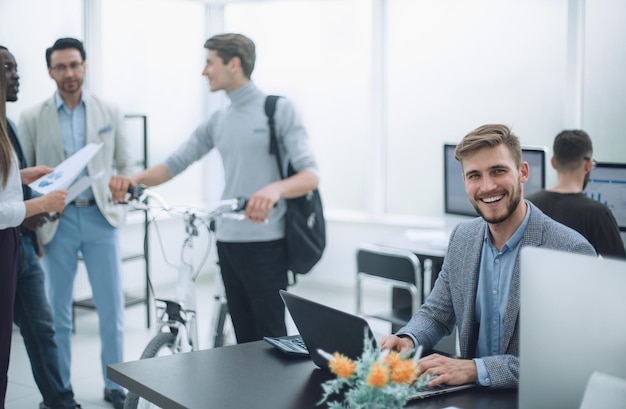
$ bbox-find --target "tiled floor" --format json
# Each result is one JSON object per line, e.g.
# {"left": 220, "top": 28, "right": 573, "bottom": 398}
{"left": 6, "top": 273, "right": 391, "bottom": 409}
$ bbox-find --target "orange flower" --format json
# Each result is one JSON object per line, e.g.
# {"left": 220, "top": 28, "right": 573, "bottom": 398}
{"left": 328, "top": 352, "right": 356, "bottom": 378}
{"left": 366, "top": 362, "right": 389, "bottom": 388}
{"left": 390, "top": 359, "right": 418, "bottom": 384}
{"left": 382, "top": 351, "right": 400, "bottom": 371}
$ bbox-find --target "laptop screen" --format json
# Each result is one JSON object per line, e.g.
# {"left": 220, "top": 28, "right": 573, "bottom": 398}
{"left": 280, "top": 290, "right": 375, "bottom": 369}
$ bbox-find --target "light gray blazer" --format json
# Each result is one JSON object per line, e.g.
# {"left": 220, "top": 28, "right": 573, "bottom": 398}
{"left": 18, "top": 91, "right": 134, "bottom": 244}
{"left": 397, "top": 201, "right": 596, "bottom": 388}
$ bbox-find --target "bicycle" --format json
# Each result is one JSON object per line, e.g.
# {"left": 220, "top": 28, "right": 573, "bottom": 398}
{"left": 122, "top": 185, "right": 244, "bottom": 409}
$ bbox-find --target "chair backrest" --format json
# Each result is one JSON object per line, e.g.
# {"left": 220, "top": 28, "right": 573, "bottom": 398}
{"left": 579, "top": 371, "right": 626, "bottom": 409}
{"left": 356, "top": 243, "right": 421, "bottom": 286}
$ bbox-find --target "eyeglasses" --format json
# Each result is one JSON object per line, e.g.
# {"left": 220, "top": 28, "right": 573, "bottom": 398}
{"left": 583, "top": 156, "right": 597, "bottom": 169}
{"left": 50, "top": 61, "right": 84, "bottom": 73}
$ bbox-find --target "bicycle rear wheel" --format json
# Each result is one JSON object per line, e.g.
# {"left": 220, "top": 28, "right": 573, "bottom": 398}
{"left": 124, "top": 332, "right": 177, "bottom": 409}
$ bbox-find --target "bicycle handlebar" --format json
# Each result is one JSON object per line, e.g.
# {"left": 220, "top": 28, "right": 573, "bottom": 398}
{"left": 125, "top": 184, "right": 248, "bottom": 215}
{"left": 127, "top": 184, "right": 147, "bottom": 201}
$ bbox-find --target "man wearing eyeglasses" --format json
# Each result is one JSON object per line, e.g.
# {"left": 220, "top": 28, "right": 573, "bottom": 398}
{"left": 527, "top": 129, "right": 625, "bottom": 259}
{"left": 18, "top": 38, "right": 133, "bottom": 409}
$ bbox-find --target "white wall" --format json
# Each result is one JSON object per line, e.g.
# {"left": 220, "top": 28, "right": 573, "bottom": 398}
{"left": 582, "top": 0, "right": 626, "bottom": 162}
{"left": 2, "top": 0, "right": 83, "bottom": 121}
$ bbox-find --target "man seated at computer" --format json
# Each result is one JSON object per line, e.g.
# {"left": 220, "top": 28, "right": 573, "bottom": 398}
{"left": 380, "top": 124, "right": 596, "bottom": 389}
{"left": 526, "top": 129, "right": 626, "bottom": 259}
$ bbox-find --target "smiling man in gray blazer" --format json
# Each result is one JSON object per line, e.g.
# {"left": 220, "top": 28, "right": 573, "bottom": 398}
{"left": 18, "top": 38, "right": 133, "bottom": 409}
{"left": 381, "top": 124, "right": 596, "bottom": 389}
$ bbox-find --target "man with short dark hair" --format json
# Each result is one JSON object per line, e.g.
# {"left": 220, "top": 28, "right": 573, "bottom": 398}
{"left": 109, "top": 33, "right": 320, "bottom": 344}
{"left": 527, "top": 129, "right": 625, "bottom": 259}
{"left": 1, "top": 44, "right": 81, "bottom": 409}
{"left": 18, "top": 38, "right": 134, "bottom": 409}
{"left": 381, "top": 124, "right": 596, "bottom": 389}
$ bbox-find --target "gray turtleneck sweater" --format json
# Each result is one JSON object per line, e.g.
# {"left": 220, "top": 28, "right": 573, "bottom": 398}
{"left": 164, "top": 81, "right": 319, "bottom": 242}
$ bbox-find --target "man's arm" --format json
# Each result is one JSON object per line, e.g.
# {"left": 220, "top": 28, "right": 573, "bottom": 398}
{"left": 18, "top": 111, "right": 37, "bottom": 167}
{"left": 381, "top": 334, "right": 479, "bottom": 386}
{"left": 109, "top": 164, "right": 172, "bottom": 203}
{"left": 593, "top": 211, "right": 626, "bottom": 259}
{"left": 245, "top": 169, "right": 319, "bottom": 223}
{"left": 379, "top": 334, "right": 415, "bottom": 353}
{"left": 22, "top": 213, "right": 54, "bottom": 231}
{"left": 416, "top": 354, "right": 478, "bottom": 387}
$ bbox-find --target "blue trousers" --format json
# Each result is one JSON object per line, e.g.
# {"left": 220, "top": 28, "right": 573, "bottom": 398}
{"left": 42, "top": 204, "right": 124, "bottom": 391}
{"left": 0, "top": 227, "right": 19, "bottom": 408}
{"left": 14, "top": 235, "right": 78, "bottom": 409}
{"left": 217, "top": 239, "right": 288, "bottom": 343}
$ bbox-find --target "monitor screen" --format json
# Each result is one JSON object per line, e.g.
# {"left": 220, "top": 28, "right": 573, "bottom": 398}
{"left": 444, "top": 144, "right": 546, "bottom": 217}
{"left": 584, "top": 162, "right": 626, "bottom": 232}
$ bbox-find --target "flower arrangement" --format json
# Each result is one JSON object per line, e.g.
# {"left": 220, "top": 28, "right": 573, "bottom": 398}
{"left": 317, "top": 329, "right": 434, "bottom": 409}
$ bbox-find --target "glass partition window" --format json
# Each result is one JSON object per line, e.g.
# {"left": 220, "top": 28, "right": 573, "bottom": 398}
{"left": 101, "top": 0, "right": 208, "bottom": 206}
{"left": 582, "top": 0, "right": 626, "bottom": 163}
{"left": 223, "top": 0, "right": 375, "bottom": 213}
{"left": 1, "top": 0, "right": 83, "bottom": 120}
{"left": 385, "top": 0, "right": 568, "bottom": 217}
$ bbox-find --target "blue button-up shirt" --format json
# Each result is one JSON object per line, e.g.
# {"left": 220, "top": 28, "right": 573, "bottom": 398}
{"left": 473, "top": 203, "right": 530, "bottom": 386}
{"left": 55, "top": 92, "right": 93, "bottom": 200}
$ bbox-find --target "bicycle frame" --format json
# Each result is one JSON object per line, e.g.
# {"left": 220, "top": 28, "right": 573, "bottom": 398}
{"left": 124, "top": 186, "right": 246, "bottom": 409}
{"left": 152, "top": 211, "right": 202, "bottom": 353}
{"left": 153, "top": 298, "right": 197, "bottom": 353}
{"left": 127, "top": 186, "right": 246, "bottom": 354}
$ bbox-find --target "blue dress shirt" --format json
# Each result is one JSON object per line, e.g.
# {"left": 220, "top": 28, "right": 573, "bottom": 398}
{"left": 473, "top": 204, "right": 530, "bottom": 386}
{"left": 55, "top": 92, "right": 93, "bottom": 201}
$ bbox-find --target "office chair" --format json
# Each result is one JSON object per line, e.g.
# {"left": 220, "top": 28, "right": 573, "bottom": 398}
{"left": 356, "top": 243, "right": 422, "bottom": 333}
{"left": 579, "top": 371, "right": 626, "bottom": 409}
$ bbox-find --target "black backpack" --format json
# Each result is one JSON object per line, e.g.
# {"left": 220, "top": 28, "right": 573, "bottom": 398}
{"left": 265, "top": 95, "right": 326, "bottom": 283}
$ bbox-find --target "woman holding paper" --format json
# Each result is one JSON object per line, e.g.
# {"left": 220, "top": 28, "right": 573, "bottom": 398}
{"left": 1, "top": 165, "right": 68, "bottom": 228}
{"left": 0, "top": 54, "right": 67, "bottom": 408}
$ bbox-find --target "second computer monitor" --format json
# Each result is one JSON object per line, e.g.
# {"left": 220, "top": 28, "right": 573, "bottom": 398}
{"left": 444, "top": 144, "right": 547, "bottom": 217}
{"left": 584, "top": 162, "right": 626, "bottom": 232}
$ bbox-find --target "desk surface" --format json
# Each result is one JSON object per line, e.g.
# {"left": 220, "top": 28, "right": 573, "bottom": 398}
{"left": 108, "top": 341, "right": 517, "bottom": 409}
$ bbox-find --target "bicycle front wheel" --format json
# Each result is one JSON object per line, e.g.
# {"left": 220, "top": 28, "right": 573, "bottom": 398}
{"left": 124, "top": 332, "right": 177, "bottom": 409}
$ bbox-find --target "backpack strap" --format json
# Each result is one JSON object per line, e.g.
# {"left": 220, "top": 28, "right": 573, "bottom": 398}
{"left": 265, "top": 95, "right": 285, "bottom": 180}
{"left": 265, "top": 95, "right": 298, "bottom": 285}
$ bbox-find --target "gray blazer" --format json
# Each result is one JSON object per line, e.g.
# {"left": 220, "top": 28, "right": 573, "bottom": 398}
{"left": 18, "top": 91, "right": 134, "bottom": 244}
{"left": 397, "top": 201, "right": 596, "bottom": 388}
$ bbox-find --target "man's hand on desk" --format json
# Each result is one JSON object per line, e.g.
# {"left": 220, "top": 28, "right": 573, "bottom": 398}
{"left": 380, "top": 335, "right": 478, "bottom": 387}
{"left": 379, "top": 334, "right": 415, "bottom": 354}
{"left": 416, "top": 354, "right": 478, "bottom": 387}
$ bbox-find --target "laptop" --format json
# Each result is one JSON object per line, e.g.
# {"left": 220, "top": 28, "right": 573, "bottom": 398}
{"left": 265, "top": 289, "right": 475, "bottom": 399}
{"left": 519, "top": 247, "right": 626, "bottom": 409}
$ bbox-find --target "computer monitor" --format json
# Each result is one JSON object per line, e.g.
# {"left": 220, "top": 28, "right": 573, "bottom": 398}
{"left": 519, "top": 247, "right": 626, "bottom": 409}
{"left": 444, "top": 144, "right": 547, "bottom": 217}
{"left": 583, "top": 162, "right": 626, "bottom": 232}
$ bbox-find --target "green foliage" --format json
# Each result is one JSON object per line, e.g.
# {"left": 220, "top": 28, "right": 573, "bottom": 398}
{"left": 317, "top": 329, "right": 434, "bottom": 409}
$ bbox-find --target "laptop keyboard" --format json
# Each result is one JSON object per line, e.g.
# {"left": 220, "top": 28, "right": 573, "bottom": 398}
{"left": 263, "top": 335, "right": 309, "bottom": 356}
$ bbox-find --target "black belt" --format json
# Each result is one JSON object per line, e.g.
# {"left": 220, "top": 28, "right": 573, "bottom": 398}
{"left": 71, "top": 199, "right": 97, "bottom": 207}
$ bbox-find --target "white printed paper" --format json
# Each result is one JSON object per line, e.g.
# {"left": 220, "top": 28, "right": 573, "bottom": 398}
{"left": 65, "top": 170, "right": 104, "bottom": 205}
{"left": 29, "top": 143, "right": 103, "bottom": 195}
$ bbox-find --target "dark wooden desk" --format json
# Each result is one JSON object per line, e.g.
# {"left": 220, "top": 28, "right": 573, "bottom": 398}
{"left": 108, "top": 341, "right": 517, "bottom": 409}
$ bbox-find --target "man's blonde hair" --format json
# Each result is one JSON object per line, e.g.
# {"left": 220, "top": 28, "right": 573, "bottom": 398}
{"left": 455, "top": 124, "right": 522, "bottom": 168}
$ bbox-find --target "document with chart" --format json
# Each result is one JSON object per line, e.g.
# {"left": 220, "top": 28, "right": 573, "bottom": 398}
{"left": 28, "top": 142, "right": 103, "bottom": 195}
